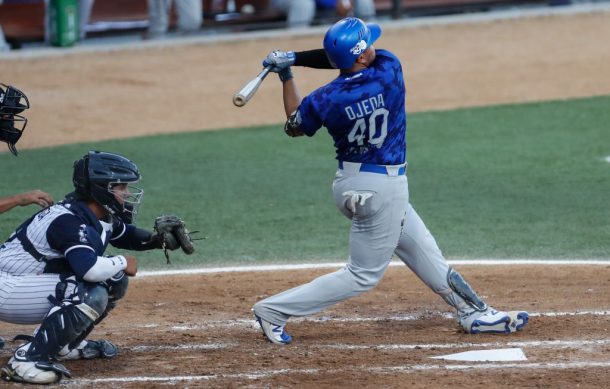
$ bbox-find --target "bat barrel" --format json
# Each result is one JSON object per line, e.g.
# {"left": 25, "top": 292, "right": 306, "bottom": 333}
{"left": 232, "top": 66, "right": 272, "bottom": 107}
{"left": 233, "top": 94, "right": 247, "bottom": 107}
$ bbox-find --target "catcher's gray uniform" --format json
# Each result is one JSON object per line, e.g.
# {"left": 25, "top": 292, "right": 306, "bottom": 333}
{"left": 253, "top": 18, "right": 529, "bottom": 345}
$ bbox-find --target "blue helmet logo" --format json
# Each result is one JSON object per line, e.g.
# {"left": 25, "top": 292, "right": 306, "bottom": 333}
{"left": 323, "top": 17, "right": 382, "bottom": 69}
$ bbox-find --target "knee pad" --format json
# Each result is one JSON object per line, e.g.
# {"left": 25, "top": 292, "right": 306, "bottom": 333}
{"left": 25, "top": 281, "right": 112, "bottom": 362}
{"left": 60, "top": 283, "right": 114, "bottom": 357}
{"left": 80, "top": 284, "right": 109, "bottom": 319}
{"left": 24, "top": 303, "right": 95, "bottom": 362}
{"left": 105, "top": 271, "right": 129, "bottom": 302}
{"left": 48, "top": 278, "right": 108, "bottom": 321}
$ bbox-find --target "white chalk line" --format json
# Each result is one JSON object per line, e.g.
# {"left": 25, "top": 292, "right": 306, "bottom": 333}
{"left": 121, "top": 338, "right": 610, "bottom": 353}
{"left": 130, "top": 343, "right": 235, "bottom": 352}
{"left": 373, "top": 361, "right": 610, "bottom": 372}
{"left": 65, "top": 361, "right": 610, "bottom": 385}
{"left": 320, "top": 338, "right": 610, "bottom": 351}
{"left": 137, "top": 259, "right": 609, "bottom": 278}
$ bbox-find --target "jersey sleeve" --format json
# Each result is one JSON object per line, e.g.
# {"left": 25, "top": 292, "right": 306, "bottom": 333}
{"left": 65, "top": 247, "right": 98, "bottom": 279}
{"left": 46, "top": 214, "right": 98, "bottom": 279}
{"left": 46, "top": 214, "right": 96, "bottom": 257}
{"left": 296, "top": 92, "right": 325, "bottom": 136}
{"left": 110, "top": 224, "right": 161, "bottom": 251}
{"left": 110, "top": 217, "right": 127, "bottom": 240}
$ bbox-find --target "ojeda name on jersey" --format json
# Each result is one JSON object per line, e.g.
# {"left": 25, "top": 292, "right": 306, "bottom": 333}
{"left": 344, "top": 93, "right": 385, "bottom": 120}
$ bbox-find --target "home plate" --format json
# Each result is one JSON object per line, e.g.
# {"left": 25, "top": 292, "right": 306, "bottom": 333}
{"left": 431, "top": 348, "right": 527, "bottom": 362}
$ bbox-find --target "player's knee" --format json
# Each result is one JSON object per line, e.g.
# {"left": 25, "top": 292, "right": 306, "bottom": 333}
{"left": 82, "top": 284, "right": 109, "bottom": 317}
{"left": 106, "top": 273, "right": 129, "bottom": 302}
{"left": 252, "top": 301, "right": 264, "bottom": 315}
{"left": 252, "top": 299, "right": 274, "bottom": 316}
{"left": 355, "top": 277, "right": 380, "bottom": 292}
{"left": 347, "top": 265, "right": 383, "bottom": 292}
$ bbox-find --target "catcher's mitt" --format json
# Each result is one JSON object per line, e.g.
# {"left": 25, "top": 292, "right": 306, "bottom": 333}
{"left": 154, "top": 215, "right": 195, "bottom": 263}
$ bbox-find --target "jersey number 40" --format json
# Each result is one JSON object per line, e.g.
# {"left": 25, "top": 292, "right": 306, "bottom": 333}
{"left": 347, "top": 108, "right": 389, "bottom": 148}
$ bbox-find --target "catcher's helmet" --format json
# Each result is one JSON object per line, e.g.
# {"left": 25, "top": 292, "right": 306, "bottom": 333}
{"left": 0, "top": 83, "right": 30, "bottom": 156}
{"left": 72, "top": 151, "right": 143, "bottom": 223}
{"left": 323, "top": 17, "right": 382, "bottom": 69}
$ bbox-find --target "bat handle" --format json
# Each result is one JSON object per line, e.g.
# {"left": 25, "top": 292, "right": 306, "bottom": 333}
{"left": 259, "top": 66, "right": 272, "bottom": 79}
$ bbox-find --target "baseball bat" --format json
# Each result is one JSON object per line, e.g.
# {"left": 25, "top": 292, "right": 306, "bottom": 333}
{"left": 232, "top": 66, "right": 272, "bottom": 107}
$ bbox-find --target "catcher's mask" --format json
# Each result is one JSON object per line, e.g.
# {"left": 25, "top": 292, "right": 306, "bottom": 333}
{"left": 72, "top": 151, "right": 144, "bottom": 223}
{"left": 0, "top": 84, "right": 30, "bottom": 156}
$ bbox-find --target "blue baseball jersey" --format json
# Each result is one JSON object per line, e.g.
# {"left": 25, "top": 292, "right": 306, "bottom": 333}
{"left": 296, "top": 49, "right": 407, "bottom": 165}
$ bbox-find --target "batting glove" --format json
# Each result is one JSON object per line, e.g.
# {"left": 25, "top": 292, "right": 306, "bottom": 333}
{"left": 263, "top": 50, "right": 296, "bottom": 72}
{"left": 278, "top": 67, "right": 293, "bottom": 82}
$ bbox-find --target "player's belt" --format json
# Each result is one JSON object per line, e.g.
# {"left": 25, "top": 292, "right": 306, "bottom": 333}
{"left": 339, "top": 161, "right": 406, "bottom": 176}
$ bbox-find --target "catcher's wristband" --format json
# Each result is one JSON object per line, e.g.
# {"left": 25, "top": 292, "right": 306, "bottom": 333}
{"left": 278, "top": 67, "right": 293, "bottom": 82}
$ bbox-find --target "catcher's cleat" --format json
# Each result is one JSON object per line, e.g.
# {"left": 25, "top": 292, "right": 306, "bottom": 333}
{"left": 1, "top": 358, "right": 70, "bottom": 384}
{"left": 1, "top": 343, "right": 71, "bottom": 385}
{"left": 461, "top": 309, "right": 529, "bottom": 334}
{"left": 255, "top": 315, "right": 292, "bottom": 345}
{"left": 57, "top": 339, "right": 118, "bottom": 361}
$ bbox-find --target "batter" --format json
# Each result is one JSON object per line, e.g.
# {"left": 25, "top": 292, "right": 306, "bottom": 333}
{"left": 253, "top": 17, "right": 529, "bottom": 344}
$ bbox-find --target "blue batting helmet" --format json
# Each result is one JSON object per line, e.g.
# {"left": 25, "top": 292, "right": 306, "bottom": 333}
{"left": 323, "top": 17, "right": 382, "bottom": 69}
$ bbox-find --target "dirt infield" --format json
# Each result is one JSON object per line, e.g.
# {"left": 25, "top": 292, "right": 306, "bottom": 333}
{"left": 0, "top": 8, "right": 609, "bottom": 388}
{"left": 1, "top": 263, "right": 609, "bottom": 387}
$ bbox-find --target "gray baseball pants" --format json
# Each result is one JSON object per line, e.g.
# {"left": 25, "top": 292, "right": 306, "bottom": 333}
{"left": 254, "top": 163, "right": 407, "bottom": 324}
{"left": 254, "top": 163, "right": 475, "bottom": 326}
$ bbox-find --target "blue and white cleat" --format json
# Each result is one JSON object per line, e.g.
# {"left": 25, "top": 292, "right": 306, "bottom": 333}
{"left": 463, "top": 309, "right": 529, "bottom": 334}
{"left": 255, "top": 315, "right": 292, "bottom": 345}
{"left": 506, "top": 311, "right": 529, "bottom": 332}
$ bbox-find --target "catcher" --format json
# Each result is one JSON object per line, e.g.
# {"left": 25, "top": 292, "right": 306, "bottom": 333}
{"left": 0, "top": 150, "right": 195, "bottom": 384}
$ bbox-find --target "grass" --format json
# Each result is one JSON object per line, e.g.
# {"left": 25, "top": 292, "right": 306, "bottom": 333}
{"left": 409, "top": 96, "right": 610, "bottom": 258}
{"left": 1, "top": 95, "right": 609, "bottom": 268}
